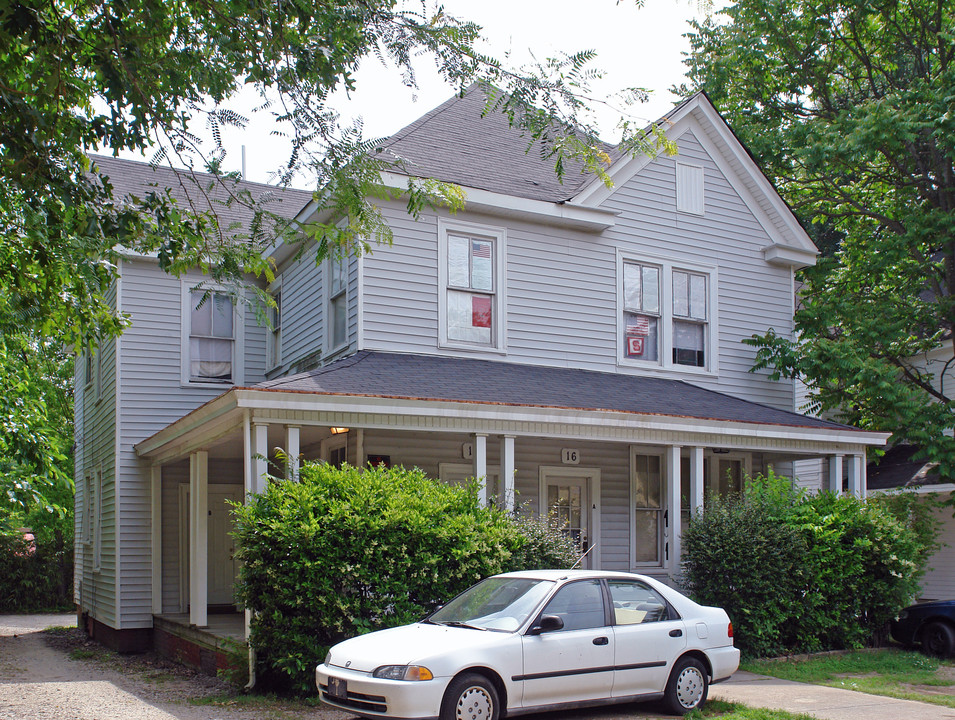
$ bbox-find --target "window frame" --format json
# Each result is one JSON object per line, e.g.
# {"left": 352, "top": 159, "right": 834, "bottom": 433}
{"left": 676, "top": 162, "right": 705, "bottom": 216}
{"left": 180, "top": 282, "right": 244, "bottom": 387}
{"left": 266, "top": 284, "right": 282, "bottom": 371}
{"left": 629, "top": 446, "right": 666, "bottom": 570}
{"left": 325, "top": 253, "right": 349, "bottom": 357}
{"left": 92, "top": 464, "right": 103, "bottom": 572}
{"left": 437, "top": 218, "right": 507, "bottom": 353}
{"left": 616, "top": 250, "right": 718, "bottom": 375}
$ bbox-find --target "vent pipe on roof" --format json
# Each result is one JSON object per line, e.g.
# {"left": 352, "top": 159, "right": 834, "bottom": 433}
{"left": 241, "top": 145, "right": 247, "bottom": 180}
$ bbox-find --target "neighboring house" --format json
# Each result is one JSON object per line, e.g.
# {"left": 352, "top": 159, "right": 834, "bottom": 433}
{"left": 75, "top": 86, "right": 888, "bottom": 656}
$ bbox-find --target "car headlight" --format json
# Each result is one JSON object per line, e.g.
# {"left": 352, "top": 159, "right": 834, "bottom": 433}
{"left": 372, "top": 665, "right": 434, "bottom": 681}
{"left": 898, "top": 610, "right": 909, "bottom": 621}
{"left": 323, "top": 651, "right": 331, "bottom": 666}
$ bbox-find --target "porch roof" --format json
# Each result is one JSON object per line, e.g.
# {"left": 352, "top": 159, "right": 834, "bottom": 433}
{"left": 259, "top": 351, "right": 849, "bottom": 431}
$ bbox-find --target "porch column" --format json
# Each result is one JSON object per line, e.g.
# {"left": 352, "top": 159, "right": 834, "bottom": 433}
{"left": 150, "top": 465, "right": 163, "bottom": 616}
{"left": 500, "top": 435, "right": 516, "bottom": 511}
{"left": 828, "top": 455, "right": 844, "bottom": 495}
{"left": 252, "top": 422, "right": 269, "bottom": 494}
{"left": 285, "top": 425, "right": 300, "bottom": 481}
{"left": 847, "top": 454, "right": 864, "bottom": 498}
{"left": 666, "top": 445, "right": 682, "bottom": 582}
{"left": 689, "top": 447, "right": 704, "bottom": 516}
{"left": 473, "top": 434, "right": 487, "bottom": 505}
{"left": 189, "top": 450, "right": 208, "bottom": 628}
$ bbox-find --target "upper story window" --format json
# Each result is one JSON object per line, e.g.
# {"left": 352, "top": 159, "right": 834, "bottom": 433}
{"left": 182, "top": 285, "right": 243, "bottom": 386}
{"left": 619, "top": 253, "right": 716, "bottom": 373}
{"left": 327, "top": 255, "right": 347, "bottom": 352}
{"left": 438, "top": 219, "right": 506, "bottom": 351}
{"left": 267, "top": 290, "right": 282, "bottom": 370}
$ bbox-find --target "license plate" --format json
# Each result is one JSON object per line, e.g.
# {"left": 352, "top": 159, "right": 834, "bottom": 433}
{"left": 328, "top": 676, "right": 347, "bottom": 700}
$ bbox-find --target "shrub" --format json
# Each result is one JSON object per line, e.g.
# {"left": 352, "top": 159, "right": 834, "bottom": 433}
{"left": 232, "top": 462, "right": 576, "bottom": 694}
{"left": 0, "top": 507, "right": 74, "bottom": 612}
{"left": 681, "top": 470, "right": 934, "bottom": 658}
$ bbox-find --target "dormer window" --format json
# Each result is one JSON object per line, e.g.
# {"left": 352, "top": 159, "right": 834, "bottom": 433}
{"left": 438, "top": 219, "right": 506, "bottom": 351}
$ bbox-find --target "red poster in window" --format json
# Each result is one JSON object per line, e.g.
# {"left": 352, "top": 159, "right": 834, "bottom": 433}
{"left": 627, "top": 337, "right": 644, "bottom": 356}
{"left": 472, "top": 295, "right": 491, "bottom": 328}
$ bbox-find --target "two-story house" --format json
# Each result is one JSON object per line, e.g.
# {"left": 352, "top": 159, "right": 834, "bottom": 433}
{"left": 75, "top": 86, "right": 887, "bottom": 659}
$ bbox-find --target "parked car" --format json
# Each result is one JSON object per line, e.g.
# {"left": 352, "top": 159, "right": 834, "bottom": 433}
{"left": 891, "top": 600, "right": 955, "bottom": 657}
{"left": 316, "top": 570, "right": 739, "bottom": 719}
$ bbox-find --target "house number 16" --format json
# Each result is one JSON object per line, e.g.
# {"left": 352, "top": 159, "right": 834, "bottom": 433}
{"left": 561, "top": 448, "right": 580, "bottom": 465}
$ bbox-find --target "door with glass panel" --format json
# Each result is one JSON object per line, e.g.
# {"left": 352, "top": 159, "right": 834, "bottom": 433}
{"left": 632, "top": 452, "right": 663, "bottom": 567}
{"left": 545, "top": 479, "right": 590, "bottom": 568}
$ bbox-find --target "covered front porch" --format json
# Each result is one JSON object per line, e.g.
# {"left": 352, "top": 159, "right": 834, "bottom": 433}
{"left": 135, "top": 351, "right": 888, "bottom": 642}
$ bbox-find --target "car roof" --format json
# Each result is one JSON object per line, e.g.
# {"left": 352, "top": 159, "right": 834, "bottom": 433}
{"left": 494, "top": 569, "right": 654, "bottom": 582}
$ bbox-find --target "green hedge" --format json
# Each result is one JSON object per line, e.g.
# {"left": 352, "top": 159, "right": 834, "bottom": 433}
{"left": 0, "top": 517, "right": 73, "bottom": 612}
{"left": 681, "top": 471, "right": 934, "bottom": 658}
{"left": 232, "top": 462, "right": 577, "bottom": 693}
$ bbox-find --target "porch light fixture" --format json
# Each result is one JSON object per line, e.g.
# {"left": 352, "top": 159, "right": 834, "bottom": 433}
{"left": 330, "top": 427, "right": 350, "bottom": 435}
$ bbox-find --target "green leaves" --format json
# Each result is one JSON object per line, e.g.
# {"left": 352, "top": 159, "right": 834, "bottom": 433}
{"left": 687, "top": 0, "right": 955, "bottom": 476}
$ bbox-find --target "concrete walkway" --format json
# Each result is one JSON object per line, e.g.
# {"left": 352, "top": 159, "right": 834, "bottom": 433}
{"left": 712, "top": 670, "right": 955, "bottom": 720}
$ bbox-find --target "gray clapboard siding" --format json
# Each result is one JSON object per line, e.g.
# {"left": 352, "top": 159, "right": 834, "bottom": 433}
{"left": 923, "top": 505, "right": 955, "bottom": 600}
{"left": 359, "top": 130, "right": 796, "bottom": 412}
{"left": 116, "top": 260, "right": 254, "bottom": 627}
{"left": 278, "top": 241, "right": 324, "bottom": 367}
{"left": 75, "top": 280, "right": 119, "bottom": 627}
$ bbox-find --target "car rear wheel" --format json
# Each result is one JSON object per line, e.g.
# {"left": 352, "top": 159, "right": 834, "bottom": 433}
{"left": 921, "top": 621, "right": 955, "bottom": 657}
{"left": 441, "top": 673, "right": 500, "bottom": 720}
{"left": 662, "top": 656, "right": 709, "bottom": 716}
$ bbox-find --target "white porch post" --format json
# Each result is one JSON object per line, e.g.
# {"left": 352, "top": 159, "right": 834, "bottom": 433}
{"left": 666, "top": 446, "right": 682, "bottom": 582}
{"left": 253, "top": 422, "right": 269, "bottom": 494}
{"left": 150, "top": 465, "right": 163, "bottom": 616}
{"left": 500, "top": 435, "right": 516, "bottom": 511}
{"left": 828, "top": 455, "right": 844, "bottom": 495}
{"left": 285, "top": 425, "right": 300, "bottom": 481}
{"left": 689, "top": 446, "right": 704, "bottom": 517}
{"left": 474, "top": 434, "right": 488, "bottom": 505}
{"left": 189, "top": 450, "right": 208, "bottom": 628}
{"left": 847, "top": 454, "right": 864, "bottom": 498}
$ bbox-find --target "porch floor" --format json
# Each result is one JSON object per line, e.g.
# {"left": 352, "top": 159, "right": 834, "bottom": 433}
{"left": 155, "top": 612, "right": 246, "bottom": 642}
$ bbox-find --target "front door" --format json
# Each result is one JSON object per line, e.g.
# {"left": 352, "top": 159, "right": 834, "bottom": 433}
{"left": 208, "top": 486, "right": 242, "bottom": 605}
{"left": 540, "top": 467, "right": 600, "bottom": 569}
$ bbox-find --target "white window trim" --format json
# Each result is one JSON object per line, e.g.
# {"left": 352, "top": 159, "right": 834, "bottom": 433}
{"left": 94, "top": 337, "right": 103, "bottom": 405}
{"left": 629, "top": 445, "right": 666, "bottom": 570}
{"left": 180, "top": 281, "right": 245, "bottom": 387}
{"left": 82, "top": 473, "right": 92, "bottom": 545}
{"left": 676, "top": 161, "right": 705, "bottom": 216}
{"left": 616, "top": 249, "right": 719, "bottom": 376}
{"left": 437, "top": 218, "right": 507, "bottom": 354}
{"left": 324, "top": 253, "right": 350, "bottom": 358}
{"left": 266, "top": 280, "right": 283, "bottom": 371}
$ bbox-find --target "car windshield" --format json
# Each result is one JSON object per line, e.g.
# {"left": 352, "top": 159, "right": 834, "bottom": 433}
{"left": 428, "top": 577, "right": 555, "bottom": 632}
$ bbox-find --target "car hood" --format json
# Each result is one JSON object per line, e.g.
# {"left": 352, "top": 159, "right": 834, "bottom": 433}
{"left": 326, "top": 623, "right": 511, "bottom": 673}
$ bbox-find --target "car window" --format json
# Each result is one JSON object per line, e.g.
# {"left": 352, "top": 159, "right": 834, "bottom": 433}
{"left": 607, "top": 580, "right": 669, "bottom": 625}
{"left": 430, "top": 577, "right": 554, "bottom": 631}
{"left": 540, "top": 579, "right": 607, "bottom": 631}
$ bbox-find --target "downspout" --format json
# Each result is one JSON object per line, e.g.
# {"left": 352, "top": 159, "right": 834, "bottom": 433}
{"left": 242, "top": 410, "right": 256, "bottom": 690}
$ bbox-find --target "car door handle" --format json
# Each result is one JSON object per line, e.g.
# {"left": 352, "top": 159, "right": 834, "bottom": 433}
{"left": 669, "top": 629, "right": 683, "bottom": 638}
{"left": 592, "top": 636, "right": 609, "bottom": 646}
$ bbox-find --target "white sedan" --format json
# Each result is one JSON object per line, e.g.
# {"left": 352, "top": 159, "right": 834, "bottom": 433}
{"left": 316, "top": 570, "right": 739, "bottom": 719}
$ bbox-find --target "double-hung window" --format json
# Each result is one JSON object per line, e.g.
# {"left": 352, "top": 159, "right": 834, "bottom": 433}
{"left": 327, "top": 255, "right": 347, "bottom": 351}
{"left": 619, "top": 254, "right": 715, "bottom": 372}
{"left": 267, "top": 290, "right": 282, "bottom": 369}
{"left": 189, "top": 290, "right": 235, "bottom": 383}
{"left": 439, "top": 220, "right": 505, "bottom": 350}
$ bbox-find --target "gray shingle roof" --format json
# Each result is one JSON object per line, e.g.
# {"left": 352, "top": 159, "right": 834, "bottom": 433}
{"left": 375, "top": 84, "right": 620, "bottom": 203}
{"left": 89, "top": 154, "right": 314, "bottom": 234}
{"left": 256, "top": 351, "right": 856, "bottom": 431}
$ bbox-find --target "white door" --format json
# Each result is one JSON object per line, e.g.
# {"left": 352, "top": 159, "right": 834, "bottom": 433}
{"left": 208, "top": 486, "right": 242, "bottom": 605}
{"left": 540, "top": 468, "right": 599, "bottom": 569}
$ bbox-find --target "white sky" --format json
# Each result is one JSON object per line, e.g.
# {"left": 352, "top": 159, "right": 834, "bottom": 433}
{"left": 133, "top": 0, "right": 715, "bottom": 186}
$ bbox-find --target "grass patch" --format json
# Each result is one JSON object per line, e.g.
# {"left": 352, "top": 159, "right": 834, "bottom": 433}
{"left": 43, "top": 625, "right": 75, "bottom": 635}
{"left": 68, "top": 648, "right": 98, "bottom": 660}
{"left": 186, "top": 692, "right": 321, "bottom": 709}
{"left": 690, "top": 700, "right": 816, "bottom": 719}
{"left": 743, "top": 649, "right": 955, "bottom": 708}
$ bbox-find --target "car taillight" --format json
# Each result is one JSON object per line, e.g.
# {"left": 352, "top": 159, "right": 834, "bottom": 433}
{"left": 727, "top": 622, "right": 734, "bottom": 638}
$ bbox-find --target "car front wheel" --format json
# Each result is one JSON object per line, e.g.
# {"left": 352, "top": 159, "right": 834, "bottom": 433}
{"left": 921, "top": 621, "right": 955, "bottom": 657}
{"left": 440, "top": 673, "right": 500, "bottom": 720}
{"left": 662, "top": 656, "right": 709, "bottom": 716}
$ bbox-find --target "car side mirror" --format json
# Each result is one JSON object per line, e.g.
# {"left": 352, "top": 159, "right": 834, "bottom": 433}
{"left": 529, "top": 614, "right": 564, "bottom": 635}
